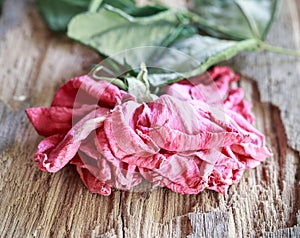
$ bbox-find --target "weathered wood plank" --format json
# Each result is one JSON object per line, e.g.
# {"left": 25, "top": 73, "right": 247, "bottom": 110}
{"left": 0, "top": 0, "right": 299, "bottom": 238}
{"left": 229, "top": 0, "right": 300, "bottom": 152}
{"left": 263, "top": 212, "right": 300, "bottom": 238}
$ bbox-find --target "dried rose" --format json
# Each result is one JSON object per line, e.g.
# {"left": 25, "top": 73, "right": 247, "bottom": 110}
{"left": 26, "top": 67, "right": 272, "bottom": 195}
{"left": 164, "top": 66, "right": 271, "bottom": 193}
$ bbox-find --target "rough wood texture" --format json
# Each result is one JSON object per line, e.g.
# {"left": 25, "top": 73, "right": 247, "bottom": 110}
{"left": 0, "top": 0, "right": 299, "bottom": 237}
{"left": 229, "top": 0, "right": 300, "bottom": 152}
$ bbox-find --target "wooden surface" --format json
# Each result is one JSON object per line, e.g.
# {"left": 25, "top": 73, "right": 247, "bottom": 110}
{"left": 0, "top": 0, "right": 300, "bottom": 237}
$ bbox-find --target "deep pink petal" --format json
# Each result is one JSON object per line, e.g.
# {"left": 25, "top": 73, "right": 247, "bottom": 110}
{"left": 34, "top": 134, "right": 64, "bottom": 171}
{"left": 51, "top": 75, "right": 125, "bottom": 108}
{"left": 71, "top": 155, "right": 111, "bottom": 195}
{"left": 34, "top": 108, "right": 108, "bottom": 172}
{"left": 224, "top": 89, "right": 255, "bottom": 123}
{"left": 208, "top": 66, "right": 239, "bottom": 98}
{"left": 165, "top": 66, "right": 239, "bottom": 103}
{"left": 25, "top": 105, "right": 96, "bottom": 137}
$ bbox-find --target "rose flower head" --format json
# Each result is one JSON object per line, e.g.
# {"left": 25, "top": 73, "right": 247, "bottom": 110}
{"left": 26, "top": 66, "right": 272, "bottom": 195}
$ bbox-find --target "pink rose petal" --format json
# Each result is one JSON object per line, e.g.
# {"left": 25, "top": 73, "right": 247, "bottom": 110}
{"left": 34, "top": 108, "right": 108, "bottom": 172}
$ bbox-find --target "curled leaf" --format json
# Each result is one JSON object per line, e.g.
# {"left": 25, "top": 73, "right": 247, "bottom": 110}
{"left": 67, "top": 6, "right": 196, "bottom": 65}
{"left": 37, "top": 0, "right": 91, "bottom": 32}
{"left": 187, "top": 0, "right": 281, "bottom": 40}
{"left": 147, "top": 35, "right": 258, "bottom": 86}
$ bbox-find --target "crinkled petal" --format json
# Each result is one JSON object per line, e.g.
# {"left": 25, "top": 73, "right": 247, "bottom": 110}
{"left": 51, "top": 75, "right": 125, "bottom": 108}
{"left": 139, "top": 95, "right": 248, "bottom": 151}
{"left": 139, "top": 154, "right": 205, "bottom": 194}
{"left": 208, "top": 66, "right": 239, "bottom": 98}
{"left": 224, "top": 89, "right": 255, "bottom": 123}
{"left": 104, "top": 101, "right": 160, "bottom": 158}
{"left": 25, "top": 105, "right": 96, "bottom": 137}
{"left": 71, "top": 155, "right": 111, "bottom": 195}
{"left": 34, "top": 134, "right": 64, "bottom": 171}
{"left": 34, "top": 108, "right": 108, "bottom": 172}
{"left": 95, "top": 130, "right": 143, "bottom": 190}
{"left": 165, "top": 66, "right": 239, "bottom": 103}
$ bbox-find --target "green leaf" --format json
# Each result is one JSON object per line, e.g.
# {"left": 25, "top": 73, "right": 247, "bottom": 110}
{"left": 89, "top": 0, "right": 135, "bottom": 13}
{"left": 104, "top": 0, "right": 136, "bottom": 13}
{"left": 187, "top": 0, "right": 281, "bottom": 40}
{"left": 37, "top": 0, "right": 91, "bottom": 32}
{"left": 68, "top": 6, "right": 196, "bottom": 66}
{"left": 69, "top": 5, "right": 261, "bottom": 88}
{"left": 147, "top": 35, "right": 259, "bottom": 86}
{"left": 89, "top": 0, "right": 167, "bottom": 16}
{"left": 89, "top": 34, "right": 259, "bottom": 88}
{"left": 37, "top": 0, "right": 168, "bottom": 32}
{"left": 122, "top": 4, "right": 168, "bottom": 17}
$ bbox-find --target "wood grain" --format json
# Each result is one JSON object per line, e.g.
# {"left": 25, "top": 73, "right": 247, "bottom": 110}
{"left": 0, "top": 0, "right": 299, "bottom": 237}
